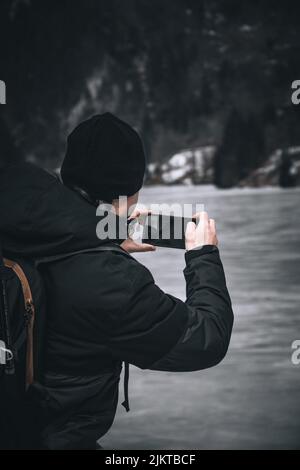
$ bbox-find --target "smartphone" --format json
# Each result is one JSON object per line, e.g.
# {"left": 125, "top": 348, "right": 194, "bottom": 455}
{"left": 128, "top": 213, "right": 197, "bottom": 249}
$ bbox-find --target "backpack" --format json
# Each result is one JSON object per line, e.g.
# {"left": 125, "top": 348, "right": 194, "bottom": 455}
{"left": 0, "top": 243, "right": 131, "bottom": 449}
{"left": 0, "top": 248, "right": 46, "bottom": 449}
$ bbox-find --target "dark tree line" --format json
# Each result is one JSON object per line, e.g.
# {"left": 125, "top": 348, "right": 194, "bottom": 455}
{"left": 0, "top": 0, "right": 299, "bottom": 186}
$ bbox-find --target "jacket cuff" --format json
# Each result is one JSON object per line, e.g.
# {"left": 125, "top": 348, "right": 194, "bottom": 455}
{"left": 185, "top": 245, "right": 218, "bottom": 263}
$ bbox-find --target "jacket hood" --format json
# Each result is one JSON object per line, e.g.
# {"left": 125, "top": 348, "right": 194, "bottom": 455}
{"left": 0, "top": 163, "right": 122, "bottom": 258}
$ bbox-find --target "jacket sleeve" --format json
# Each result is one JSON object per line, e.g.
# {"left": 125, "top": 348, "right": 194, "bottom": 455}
{"left": 150, "top": 245, "right": 234, "bottom": 371}
{"left": 106, "top": 245, "right": 233, "bottom": 371}
{"left": 106, "top": 257, "right": 190, "bottom": 369}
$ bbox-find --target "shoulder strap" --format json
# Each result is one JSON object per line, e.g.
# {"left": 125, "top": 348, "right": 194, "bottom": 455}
{"left": 3, "top": 258, "right": 35, "bottom": 387}
{"left": 35, "top": 243, "right": 133, "bottom": 266}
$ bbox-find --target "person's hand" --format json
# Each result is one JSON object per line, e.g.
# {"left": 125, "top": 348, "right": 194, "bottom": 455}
{"left": 121, "top": 238, "right": 156, "bottom": 253}
{"left": 185, "top": 211, "right": 218, "bottom": 251}
{"left": 126, "top": 207, "right": 151, "bottom": 223}
{"left": 121, "top": 208, "right": 156, "bottom": 254}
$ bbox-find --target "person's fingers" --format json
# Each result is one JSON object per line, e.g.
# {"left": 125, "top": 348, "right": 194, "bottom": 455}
{"left": 185, "top": 221, "right": 196, "bottom": 250}
{"left": 209, "top": 218, "right": 216, "bottom": 232}
{"left": 185, "top": 220, "right": 196, "bottom": 238}
{"left": 127, "top": 208, "right": 151, "bottom": 221}
{"left": 200, "top": 211, "right": 209, "bottom": 223}
{"left": 127, "top": 209, "right": 140, "bottom": 220}
{"left": 121, "top": 238, "right": 156, "bottom": 253}
{"left": 129, "top": 242, "right": 155, "bottom": 252}
{"left": 137, "top": 243, "right": 156, "bottom": 252}
{"left": 197, "top": 211, "right": 209, "bottom": 231}
{"left": 209, "top": 218, "right": 218, "bottom": 245}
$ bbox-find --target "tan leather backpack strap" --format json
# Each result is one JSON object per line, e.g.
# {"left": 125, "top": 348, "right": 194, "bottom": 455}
{"left": 4, "top": 258, "right": 35, "bottom": 387}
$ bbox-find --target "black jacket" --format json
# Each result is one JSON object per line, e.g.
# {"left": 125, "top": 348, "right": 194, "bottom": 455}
{"left": 0, "top": 163, "right": 233, "bottom": 449}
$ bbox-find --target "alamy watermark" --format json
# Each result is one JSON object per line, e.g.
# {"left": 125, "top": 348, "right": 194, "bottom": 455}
{"left": 95, "top": 198, "right": 205, "bottom": 241}
{"left": 291, "top": 340, "right": 300, "bottom": 365}
{"left": 0, "top": 80, "right": 6, "bottom": 104}
{"left": 291, "top": 80, "right": 300, "bottom": 105}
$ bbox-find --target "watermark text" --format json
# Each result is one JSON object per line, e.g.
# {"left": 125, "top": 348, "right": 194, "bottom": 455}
{"left": 0, "top": 80, "right": 6, "bottom": 104}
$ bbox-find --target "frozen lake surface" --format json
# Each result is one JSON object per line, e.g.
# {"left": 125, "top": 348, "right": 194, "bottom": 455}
{"left": 102, "top": 185, "right": 300, "bottom": 450}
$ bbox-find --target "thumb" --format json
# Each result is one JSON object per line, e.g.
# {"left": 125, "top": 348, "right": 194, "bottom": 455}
{"left": 135, "top": 243, "right": 156, "bottom": 253}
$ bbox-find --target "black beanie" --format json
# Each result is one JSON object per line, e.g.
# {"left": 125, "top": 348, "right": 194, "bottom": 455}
{"left": 61, "top": 113, "right": 146, "bottom": 202}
